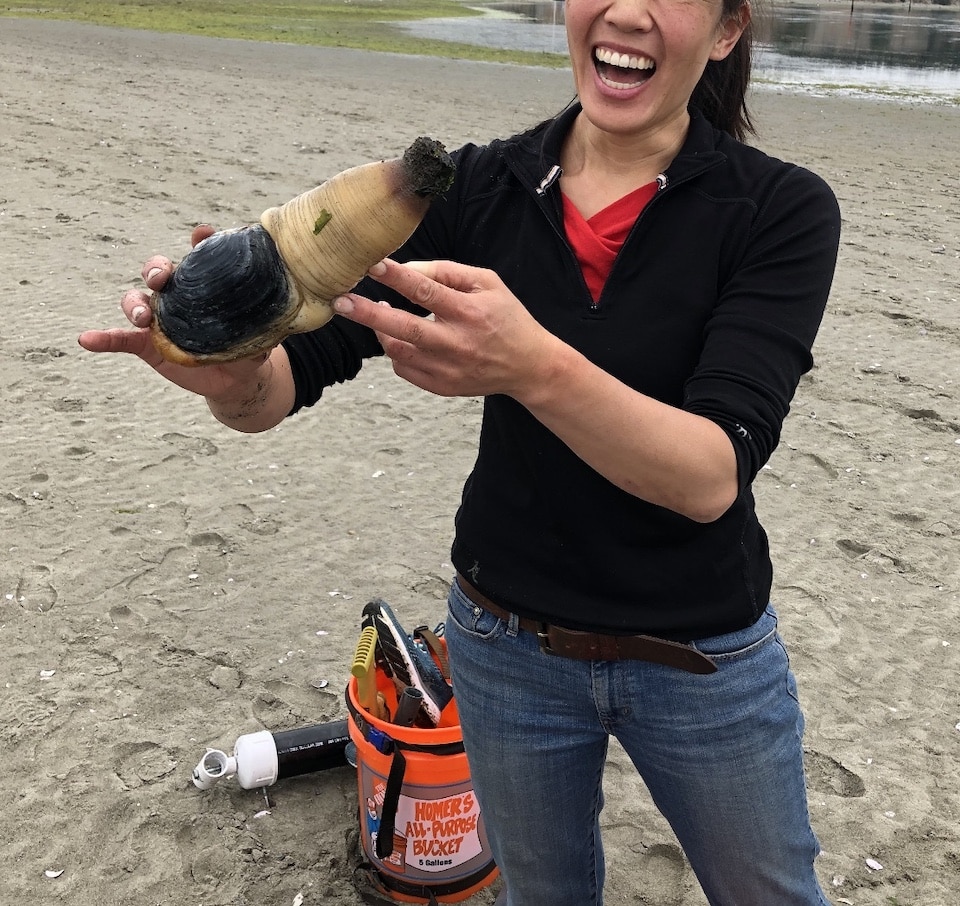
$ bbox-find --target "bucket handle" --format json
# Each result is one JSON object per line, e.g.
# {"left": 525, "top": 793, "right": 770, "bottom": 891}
{"left": 373, "top": 735, "right": 468, "bottom": 860}
{"left": 375, "top": 748, "right": 407, "bottom": 860}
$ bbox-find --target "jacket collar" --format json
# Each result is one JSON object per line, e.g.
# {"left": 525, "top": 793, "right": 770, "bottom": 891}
{"left": 506, "top": 102, "right": 728, "bottom": 195}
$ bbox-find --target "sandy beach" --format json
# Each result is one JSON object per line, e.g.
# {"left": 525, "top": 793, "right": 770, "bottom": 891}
{"left": 1, "top": 17, "right": 958, "bottom": 906}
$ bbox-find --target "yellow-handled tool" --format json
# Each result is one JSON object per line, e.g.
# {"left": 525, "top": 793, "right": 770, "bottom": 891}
{"left": 352, "top": 625, "right": 388, "bottom": 720}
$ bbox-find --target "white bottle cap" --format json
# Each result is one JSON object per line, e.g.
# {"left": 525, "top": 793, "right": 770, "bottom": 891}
{"left": 234, "top": 730, "right": 280, "bottom": 789}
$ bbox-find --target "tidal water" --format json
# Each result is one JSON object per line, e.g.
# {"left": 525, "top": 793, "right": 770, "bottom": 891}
{"left": 401, "top": 1, "right": 960, "bottom": 104}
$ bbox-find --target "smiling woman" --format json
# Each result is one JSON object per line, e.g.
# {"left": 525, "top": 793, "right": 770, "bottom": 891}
{"left": 564, "top": 0, "right": 754, "bottom": 148}
{"left": 79, "top": 0, "right": 841, "bottom": 901}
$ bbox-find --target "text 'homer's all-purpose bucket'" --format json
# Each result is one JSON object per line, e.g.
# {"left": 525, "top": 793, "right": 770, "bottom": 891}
{"left": 346, "top": 662, "right": 498, "bottom": 903}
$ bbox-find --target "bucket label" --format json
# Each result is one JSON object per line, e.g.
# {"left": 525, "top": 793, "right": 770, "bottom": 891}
{"left": 360, "top": 772, "right": 491, "bottom": 882}
{"left": 402, "top": 788, "right": 484, "bottom": 870}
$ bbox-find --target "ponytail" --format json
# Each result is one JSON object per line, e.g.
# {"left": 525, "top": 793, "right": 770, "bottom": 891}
{"left": 691, "top": 2, "right": 755, "bottom": 141}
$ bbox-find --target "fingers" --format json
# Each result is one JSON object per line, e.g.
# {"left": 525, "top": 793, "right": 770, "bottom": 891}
{"left": 400, "top": 259, "right": 489, "bottom": 292}
{"left": 77, "top": 326, "right": 154, "bottom": 358}
{"left": 368, "top": 258, "right": 488, "bottom": 314}
{"left": 79, "top": 226, "right": 218, "bottom": 363}
{"left": 334, "top": 257, "right": 503, "bottom": 350}
{"left": 142, "top": 257, "right": 174, "bottom": 292}
{"left": 139, "top": 225, "right": 213, "bottom": 291}
{"left": 191, "top": 224, "right": 216, "bottom": 247}
{"left": 333, "top": 293, "right": 430, "bottom": 347}
{"left": 121, "top": 289, "right": 154, "bottom": 327}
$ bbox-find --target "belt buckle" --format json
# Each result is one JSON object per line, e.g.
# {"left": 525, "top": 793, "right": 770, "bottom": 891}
{"left": 536, "top": 623, "right": 559, "bottom": 656}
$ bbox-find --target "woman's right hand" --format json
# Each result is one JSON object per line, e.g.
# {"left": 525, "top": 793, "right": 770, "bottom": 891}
{"left": 78, "top": 225, "right": 295, "bottom": 431}
{"left": 79, "top": 226, "right": 269, "bottom": 400}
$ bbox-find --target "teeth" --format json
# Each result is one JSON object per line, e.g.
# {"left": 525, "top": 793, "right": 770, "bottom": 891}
{"left": 595, "top": 47, "right": 655, "bottom": 71}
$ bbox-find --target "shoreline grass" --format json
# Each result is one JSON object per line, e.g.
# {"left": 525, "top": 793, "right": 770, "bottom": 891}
{"left": 0, "top": 1, "right": 571, "bottom": 68}
{"left": 5, "top": 2, "right": 953, "bottom": 101}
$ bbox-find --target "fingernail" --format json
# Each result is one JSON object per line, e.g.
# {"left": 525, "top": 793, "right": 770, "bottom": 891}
{"left": 368, "top": 260, "right": 387, "bottom": 277}
{"left": 377, "top": 299, "right": 392, "bottom": 308}
{"left": 333, "top": 296, "right": 354, "bottom": 315}
{"left": 132, "top": 306, "right": 148, "bottom": 324}
{"left": 146, "top": 267, "right": 163, "bottom": 283}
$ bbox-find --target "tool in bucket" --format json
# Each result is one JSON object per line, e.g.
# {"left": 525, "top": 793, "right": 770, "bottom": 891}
{"left": 362, "top": 598, "right": 454, "bottom": 726}
{"left": 347, "top": 598, "right": 498, "bottom": 904}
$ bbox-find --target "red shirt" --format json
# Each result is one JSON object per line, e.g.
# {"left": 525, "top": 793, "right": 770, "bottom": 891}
{"left": 562, "top": 181, "right": 658, "bottom": 302}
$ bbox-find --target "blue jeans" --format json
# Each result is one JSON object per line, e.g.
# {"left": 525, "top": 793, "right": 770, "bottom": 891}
{"left": 445, "top": 580, "right": 830, "bottom": 906}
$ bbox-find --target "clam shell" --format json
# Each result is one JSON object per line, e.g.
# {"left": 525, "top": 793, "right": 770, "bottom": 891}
{"left": 152, "top": 225, "right": 295, "bottom": 362}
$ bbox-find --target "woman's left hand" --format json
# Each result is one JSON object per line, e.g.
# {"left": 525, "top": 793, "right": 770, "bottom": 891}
{"left": 334, "top": 260, "right": 739, "bottom": 521}
{"left": 332, "top": 258, "right": 558, "bottom": 401}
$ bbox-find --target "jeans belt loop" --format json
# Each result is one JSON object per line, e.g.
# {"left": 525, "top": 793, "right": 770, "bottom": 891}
{"left": 536, "top": 622, "right": 554, "bottom": 653}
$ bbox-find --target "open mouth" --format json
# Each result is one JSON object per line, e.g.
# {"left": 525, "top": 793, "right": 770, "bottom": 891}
{"left": 594, "top": 46, "right": 656, "bottom": 89}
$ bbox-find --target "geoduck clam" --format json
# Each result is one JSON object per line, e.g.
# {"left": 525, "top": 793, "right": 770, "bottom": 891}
{"left": 150, "top": 136, "right": 455, "bottom": 366}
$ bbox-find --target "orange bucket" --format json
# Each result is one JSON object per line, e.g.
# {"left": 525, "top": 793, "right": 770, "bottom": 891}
{"left": 346, "top": 665, "right": 498, "bottom": 903}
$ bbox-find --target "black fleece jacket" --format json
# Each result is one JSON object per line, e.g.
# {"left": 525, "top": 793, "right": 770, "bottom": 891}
{"left": 284, "top": 104, "right": 841, "bottom": 640}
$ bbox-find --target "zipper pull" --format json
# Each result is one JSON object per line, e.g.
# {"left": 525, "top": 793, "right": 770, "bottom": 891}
{"left": 535, "top": 164, "right": 563, "bottom": 196}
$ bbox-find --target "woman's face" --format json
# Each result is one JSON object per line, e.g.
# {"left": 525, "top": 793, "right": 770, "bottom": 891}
{"left": 565, "top": 0, "right": 748, "bottom": 140}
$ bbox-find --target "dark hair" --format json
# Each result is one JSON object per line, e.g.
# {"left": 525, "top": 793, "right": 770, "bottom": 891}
{"left": 691, "top": 0, "right": 755, "bottom": 141}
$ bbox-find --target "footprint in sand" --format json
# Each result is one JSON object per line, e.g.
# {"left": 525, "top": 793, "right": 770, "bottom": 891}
{"left": 16, "top": 564, "right": 58, "bottom": 612}
{"left": 22, "top": 346, "right": 66, "bottom": 363}
{"left": 112, "top": 740, "right": 179, "bottom": 790}
{"left": 160, "top": 432, "right": 219, "bottom": 456}
{"left": 0, "top": 695, "right": 59, "bottom": 744}
{"left": 804, "top": 749, "right": 866, "bottom": 798}
{"left": 836, "top": 538, "right": 872, "bottom": 558}
{"left": 635, "top": 843, "right": 688, "bottom": 905}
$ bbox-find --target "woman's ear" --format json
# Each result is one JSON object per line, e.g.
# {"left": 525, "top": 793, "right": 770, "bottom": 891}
{"left": 710, "top": 1, "right": 752, "bottom": 61}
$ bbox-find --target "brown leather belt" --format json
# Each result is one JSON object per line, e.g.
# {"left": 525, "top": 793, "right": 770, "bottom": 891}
{"left": 455, "top": 574, "right": 717, "bottom": 675}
